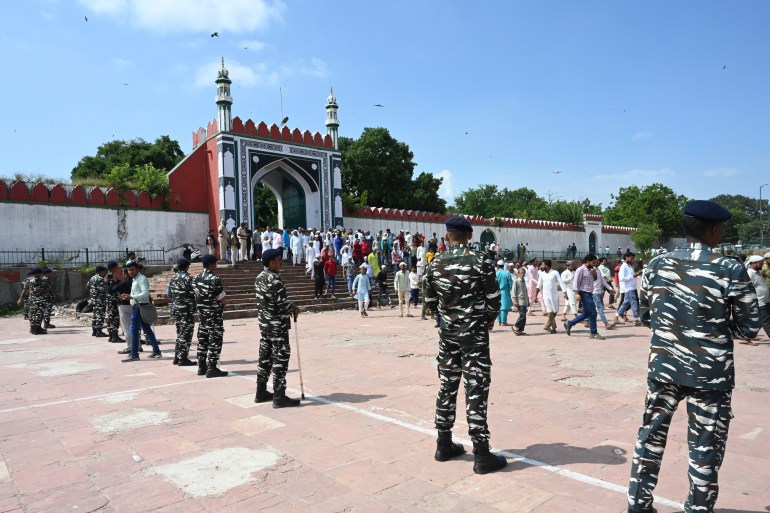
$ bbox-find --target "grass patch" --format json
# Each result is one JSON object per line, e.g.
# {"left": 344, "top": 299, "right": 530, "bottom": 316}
{"left": 0, "top": 303, "right": 23, "bottom": 317}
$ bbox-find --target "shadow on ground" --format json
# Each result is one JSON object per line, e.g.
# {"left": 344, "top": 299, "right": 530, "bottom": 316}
{"left": 502, "top": 442, "right": 627, "bottom": 468}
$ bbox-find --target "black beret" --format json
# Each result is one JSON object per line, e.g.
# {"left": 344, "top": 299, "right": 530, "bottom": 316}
{"left": 177, "top": 257, "right": 191, "bottom": 267}
{"left": 262, "top": 248, "right": 282, "bottom": 264}
{"left": 201, "top": 254, "right": 217, "bottom": 265}
{"left": 43, "top": 268, "right": 52, "bottom": 274}
{"left": 107, "top": 260, "right": 118, "bottom": 268}
{"left": 684, "top": 200, "right": 732, "bottom": 222}
{"left": 27, "top": 269, "right": 37, "bottom": 276}
{"left": 95, "top": 265, "right": 107, "bottom": 272}
{"left": 445, "top": 216, "right": 473, "bottom": 232}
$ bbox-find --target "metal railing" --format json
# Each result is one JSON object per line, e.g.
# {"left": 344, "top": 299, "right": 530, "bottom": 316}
{"left": 0, "top": 248, "right": 166, "bottom": 268}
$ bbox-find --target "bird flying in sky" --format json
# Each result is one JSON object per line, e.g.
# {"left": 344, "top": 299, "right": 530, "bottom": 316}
{"left": 373, "top": 104, "right": 384, "bottom": 108}
{"left": 281, "top": 116, "right": 289, "bottom": 125}
{"left": 84, "top": 16, "right": 88, "bottom": 22}
{"left": 211, "top": 32, "right": 219, "bottom": 38}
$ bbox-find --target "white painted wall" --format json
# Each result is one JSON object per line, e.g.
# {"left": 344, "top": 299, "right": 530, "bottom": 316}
{"left": 342, "top": 215, "right": 637, "bottom": 256}
{"left": 0, "top": 203, "right": 208, "bottom": 262}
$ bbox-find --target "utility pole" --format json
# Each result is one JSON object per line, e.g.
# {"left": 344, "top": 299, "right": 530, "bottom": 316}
{"left": 761, "top": 184, "right": 769, "bottom": 248}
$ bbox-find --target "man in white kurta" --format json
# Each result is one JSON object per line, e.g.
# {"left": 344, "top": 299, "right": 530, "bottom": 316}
{"left": 290, "top": 230, "right": 303, "bottom": 266}
{"left": 536, "top": 259, "right": 565, "bottom": 333}
{"left": 560, "top": 261, "right": 578, "bottom": 321}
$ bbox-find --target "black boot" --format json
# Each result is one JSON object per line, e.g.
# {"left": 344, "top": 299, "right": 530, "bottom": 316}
{"left": 109, "top": 332, "right": 124, "bottom": 343}
{"left": 91, "top": 328, "right": 97, "bottom": 337}
{"left": 31, "top": 326, "right": 48, "bottom": 335}
{"left": 93, "top": 328, "right": 107, "bottom": 338}
{"left": 254, "top": 382, "right": 273, "bottom": 403}
{"left": 272, "top": 388, "right": 300, "bottom": 408}
{"left": 472, "top": 441, "right": 507, "bottom": 474}
{"left": 197, "top": 360, "right": 208, "bottom": 376}
{"left": 45, "top": 322, "right": 56, "bottom": 329}
{"left": 434, "top": 431, "right": 466, "bottom": 462}
{"left": 205, "top": 365, "right": 229, "bottom": 378}
{"left": 177, "top": 354, "right": 196, "bottom": 366}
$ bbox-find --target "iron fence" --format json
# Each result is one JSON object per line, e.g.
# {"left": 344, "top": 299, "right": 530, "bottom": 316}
{"left": 0, "top": 248, "right": 166, "bottom": 268}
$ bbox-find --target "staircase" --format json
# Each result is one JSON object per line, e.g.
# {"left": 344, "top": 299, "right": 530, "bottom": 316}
{"left": 149, "top": 261, "right": 359, "bottom": 324}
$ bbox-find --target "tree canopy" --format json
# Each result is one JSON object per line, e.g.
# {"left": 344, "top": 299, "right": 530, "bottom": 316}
{"left": 603, "top": 183, "right": 688, "bottom": 240}
{"left": 708, "top": 193, "right": 769, "bottom": 243}
{"left": 339, "top": 128, "right": 446, "bottom": 213}
{"left": 450, "top": 185, "right": 586, "bottom": 225}
{"left": 71, "top": 135, "right": 185, "bottom": 180}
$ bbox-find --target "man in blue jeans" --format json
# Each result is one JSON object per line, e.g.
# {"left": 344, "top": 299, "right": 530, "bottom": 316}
{"left": 120, "top": 261, "right": 161, "bottom": 361}
{"left": 563, "top": 254, "right": 606, "bottom": 340}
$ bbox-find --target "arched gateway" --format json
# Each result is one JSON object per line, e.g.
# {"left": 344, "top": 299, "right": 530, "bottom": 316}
{"left": 167, "top": 58, "right": 344, "bottom": 234}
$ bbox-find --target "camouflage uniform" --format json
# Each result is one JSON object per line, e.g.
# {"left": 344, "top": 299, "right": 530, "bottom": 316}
{"left": 254, "top": 267, "right": 295, "bottom": 393}
{"left": 424, "top": 243, "right": 500, "bottom": 444}
{"left": 104, "top": 271, "right": 120, "bottom": 338}
{"left": 20, "top": 276, "right": 32, "bottom": 320}
{"left": 192, "top": 269, "right": 225, "bottom": 366}
{"left": 628, "top": 242, "right": 760, "bottom": 513}
{"left": 41, "top": 273, "right": 54, "bottom": 328}
{"left": 170, "top": 270, "right": 196, "bottom": 360}
{"left": 28, "top": 276, "right": 47, "bottom": 333}
{"left": 86, "top": 273, "right": 107, "bottom": 330}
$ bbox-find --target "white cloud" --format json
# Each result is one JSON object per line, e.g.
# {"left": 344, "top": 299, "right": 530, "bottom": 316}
{"left": 78, "top": 0, "right": 284, "bottom": 33}
{"left": 194, "top": 57, "right": 327, "bottom": 89}
{"left": 436, "top": 170, "right": 455, "bottom": 202}
{"left": 703, "top": 167, "right": 737, "bottom": 177}
{"left": 631, "top": 131, "right": 653, "bottom": 140}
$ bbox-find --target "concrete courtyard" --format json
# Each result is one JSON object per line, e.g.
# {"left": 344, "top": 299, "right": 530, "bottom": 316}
{"left": 1, "top": 306, "right": 768, "bottom": 513}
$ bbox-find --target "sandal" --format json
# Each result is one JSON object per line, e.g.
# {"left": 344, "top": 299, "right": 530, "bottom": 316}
{"left": 739, "top": 340, "right": 758, "bottom": 346}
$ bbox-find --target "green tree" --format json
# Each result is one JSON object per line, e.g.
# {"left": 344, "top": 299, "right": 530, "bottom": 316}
{"left": 254, "top": 183, "right": 279, "bottom": 229}
{"left": 452, "top": 186, "right": 549, "bottom": 219}
{"left": 579, "top": 198, "right": 603, "bottom": 215}
{"left": 709, "top": 193, "right": 769, "bottom": 243}
{"left": 603, "top": 183, "right": 688, "bottom": 240}
{"left": 134, "top": 163, "right": 170, "bottom": 198}
{"left": 71, "top": 135, "right": 184, "bottom": 181}
{"left": 339, "top": 128, "right": 445, "bottom": 212}
{"left": 104, "top": 163, "right": 133, "bottom": 194}
{"left": 630, "top": 222, "right": 661, "bottom": 258}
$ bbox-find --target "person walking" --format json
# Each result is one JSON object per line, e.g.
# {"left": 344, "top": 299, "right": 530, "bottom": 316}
{"left": 563, "top": 254, "right": 605, "bottom": 339}
{"left": 351, "top": 265, "right": 372, "bottom": 316}
{"left": 526, "top": 258, "right": 539, "bottom": 315}
{"left": 512, "top": 267, "right": 529, "bottom": 336}
{"left": 615, "top": 252, "right": 642, "bottom": 326}
{"left": 104, "top": 261, "right": 122, "bottom": 342}
{"left": 20, "top": 268, "right": 47, "bottom": 335}
{"left": 494, "top": 260, "right": 513, "bottom": 327}
{"left": 113, "top": 268, "right": 135, "bottom": 356}
{"left": 536, "top": 259, "right": 565, "bottom": 334}
{"left": 254, "top": 248, "right": 301, "bottom": 407}
{"left": 192, "top": 255, "right": 228, "bottom": 377}
{"left": 424, "top": 216, "right": 507, "bottom": 474}
{"left": 560, "top": 261, "right": 578, "bottom": 322}
{"left": 627, "top": 200, "right": 760, "bottom": 513}
{"left": 40, "top": 268, "right": 56, "bottom": 330}
{"left": 169, "top": 258, "right": 197, "bottom": 366}
{"left": 120, "top": 261, "right": 162, "bottom": 361}
{"left": 218, "top": 219, "right": 230, "bottom": 261}
{"left": 746, "top": 255, "right": 770, "bottom": 340}
{"left": 394, "top": 262, "right": 410, "bottom": 317}
{"left": 589, "top": 255, "right": 615, "bottom": 331}
{"left": 408, "top": 266, "right": 420, "bottom": 316}
{"left": 376, "top": 264, "right": 393, "bottom": 308}
{"left": 324, "top": 256, "right": 338, "bottom": 299}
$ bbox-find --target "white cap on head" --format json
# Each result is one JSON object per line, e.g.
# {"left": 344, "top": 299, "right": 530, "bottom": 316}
{"left": 496, "top": 259, "right": 504, "bottom": 266}
{"left": 764, "top": 252, "right": 770, "bottom": 259}
{"left": 748, "top": 255, "right": 763, "bottom": 264}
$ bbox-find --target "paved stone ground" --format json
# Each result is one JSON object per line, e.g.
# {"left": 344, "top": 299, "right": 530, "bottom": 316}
{"left": 1, "top": 306, "right": 769, "bottom": 513}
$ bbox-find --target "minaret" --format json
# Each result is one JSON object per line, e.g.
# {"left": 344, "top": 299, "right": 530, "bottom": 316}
{"left": 215, "top": 57, "right": 233, "bottom": 132}
{"left": 325, "top": 87, "right": 339, "bottom": 149}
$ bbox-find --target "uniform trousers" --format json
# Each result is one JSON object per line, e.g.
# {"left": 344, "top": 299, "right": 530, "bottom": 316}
{"left": 174, "top": 307, "right": 195, "bottom": 358}
{"left": 239, "top": 240, "right": 249, "bottom": 261}
{"left": 628, "top": 379, "right": 731, "bottom": 513}
{"left": 435, "top": 333, "right": 491, "bottom": 443}
{"left": 257, "top": 331, "right": 291, "bottom": 391}
{"left": 197, "top": 308, "right": 224, "bottom": 365}
{"left": 218, "top": 238, "right": 228, "bottom": 260}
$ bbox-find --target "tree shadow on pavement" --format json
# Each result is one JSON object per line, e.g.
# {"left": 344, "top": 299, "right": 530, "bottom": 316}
{"left": 500, "top": 442, "right": 628, "bottom": 469}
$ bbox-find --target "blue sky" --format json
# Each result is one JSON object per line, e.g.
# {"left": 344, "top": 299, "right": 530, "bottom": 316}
{"left": 2, "top": 0, "right": 769, "bottom": 209}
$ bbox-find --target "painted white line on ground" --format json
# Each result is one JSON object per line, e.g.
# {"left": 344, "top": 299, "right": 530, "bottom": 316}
{"left": 230, "top": 371, "right": 683, "bottom": 511}
{"left": 0, "top": 377, "right": 205, "bottom": 414}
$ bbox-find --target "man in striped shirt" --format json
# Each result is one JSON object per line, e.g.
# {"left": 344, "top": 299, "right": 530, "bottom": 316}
{"left": 563, "top": 254, "right": 605, "bottom": 340}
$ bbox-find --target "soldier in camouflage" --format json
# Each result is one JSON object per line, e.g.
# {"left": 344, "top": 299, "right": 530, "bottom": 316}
{"left": 19, "top": 272, "right": 32, "bottom": 320}
{"left": 627, "top": 200, "right": 760, "bottom": 513}
{"left": 41, "top": 268, "right": 55, "bottom": 329}
{"left": 424, "top": 216, "right": 507, "bottom": 474}
{"left": 170, "top": 258, "right": 197, "bottom": 366}
{"left": 86, "top": 265, "right": 108, "bottom": 337}
{"left": 19, "top": 268, "right": 47, "bottom": 335}
{"left": 105, "top": 261, "right": 123, "bottom": 342}
{"left": 254, "top": 248, "right": 301, "bottom": 408}
{"left": 192, "top": 254, "right": 228, "bottom": 378}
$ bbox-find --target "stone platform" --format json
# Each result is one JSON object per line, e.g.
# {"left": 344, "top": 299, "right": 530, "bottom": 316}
{"left": 1, "top": 306, "right": 768, "bottom": 512}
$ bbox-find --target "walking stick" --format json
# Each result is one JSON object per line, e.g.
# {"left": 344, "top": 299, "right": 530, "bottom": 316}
{"left": 293, "top": 311, "right": 305, "bottom": 399}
